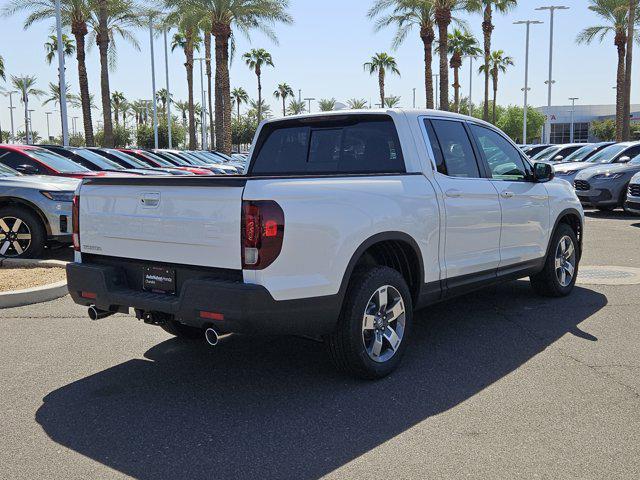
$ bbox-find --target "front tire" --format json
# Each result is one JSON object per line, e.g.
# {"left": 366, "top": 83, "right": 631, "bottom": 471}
{"left": 530, "top": 223, "right": 579, "bottom": 297}
{"left": 326, "top": 266, "right": 413, "bottom": 379}
{"left": 0, "top": 206, "right": 46, "bottom": 258}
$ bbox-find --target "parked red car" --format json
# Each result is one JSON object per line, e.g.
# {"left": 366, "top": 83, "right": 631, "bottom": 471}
{"left": 0, "top": 145, "right": 128, "bottom": 179}
{"left": 119, "top": 148, "right": 213, "bottom": 175}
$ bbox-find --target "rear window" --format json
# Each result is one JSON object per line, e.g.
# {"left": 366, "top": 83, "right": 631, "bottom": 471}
{"left": 250, "top": 116, "right": 405, "bottom": 175}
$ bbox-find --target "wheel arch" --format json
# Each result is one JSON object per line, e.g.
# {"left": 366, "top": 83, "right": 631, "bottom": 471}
{"left": 0, "top": 196, "right": 51, "bottom": 236}
{"left": 549, "top": 208, "right": 583, "bottom": 260}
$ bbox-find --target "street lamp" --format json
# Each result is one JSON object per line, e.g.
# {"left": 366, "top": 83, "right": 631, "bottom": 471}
{"left": 72, "top": 116, "right": 79, "bottom": 136}
{"left": 54, "top": 0, "right": 69, "bottom": 145}
{"left": 6, "top": 91, "right": 17, "bottom": 143}
{"left": 163, "top": 28, "right": 173, "bottom": 149}
{"left": 536, "top": 5, "right": 569, "bottom": 143}
{"left": 432, "top": 74, "right": 440, "bottom": 110}
{"left": 514, "top": 20, "right": 543, "bottom": 144}
{"left": 412, "top": 88, "right": 416, "bottom": 108}
{"left": 304, "top": 98, "right": 315, "bottom": 113}
{"left": 569, "top": 97, "right": 579, "bottom": 143}
{"left": 149, "top": 14, "right": 159, "bottom": 149}
{"left": 45, "top": 112, "right": 52, "bottom": 140}
{"left": 195, "top": 57, "right": 208, "bottom": 149}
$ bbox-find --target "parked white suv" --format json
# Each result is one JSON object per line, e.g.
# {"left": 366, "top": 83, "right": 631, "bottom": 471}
{"left": 67, "top": 110, "right": 584, "bottom": 378}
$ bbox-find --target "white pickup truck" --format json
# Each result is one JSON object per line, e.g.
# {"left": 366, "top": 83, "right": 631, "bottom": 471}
{"left": 67, "top": 110, "right": 584, "bottom": 378}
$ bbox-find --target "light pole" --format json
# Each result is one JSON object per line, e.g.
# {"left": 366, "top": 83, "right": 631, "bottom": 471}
{"left": 412, "top": 88, "right": 416, "bottom": 108}
{"left": 54, "top": 0, "right": 69, "bottom": 145}
{"left": 304, "top": 98, "right": 315, "bottom": 113}
{"left": 569, "top": 97, "right": 579, "bottom": 143}
{"left": 7, "top": 91, "right": 17, "bottom": 143}
{"left": 195, "top": 57, "right": 207, "bottom": 149}
{"left": 45, "top": 112, "right": 52, "bottom": 140}
{"left": 72, "top": 116, "right": 79, "bottom": 136}
{"left": 298, "top": 89, "right": 302, "bottom": 103}
{"left": 28, "top": 109, "right": 35, "bottom": 143}
{"left": 536, "top": 5, "right": 569, "bottom": 143}
{"left": 468, "top": 56, "right": 475, "bottom": 116}
{"left": 514, "top": 20, "right": 543, "bottom": 144}
{"left": 433, "top": 74, "right": 440, "bottom": 110}
{"left": 163, "top": 28, "right": 173, "bottom": 149}
{"left": 149, "top": 15, "right": 159, "bottom": 149}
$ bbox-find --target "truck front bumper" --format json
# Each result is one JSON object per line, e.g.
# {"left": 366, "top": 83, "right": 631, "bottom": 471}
{"left": 66, "top": 262, "right": 340, "bottom": 337}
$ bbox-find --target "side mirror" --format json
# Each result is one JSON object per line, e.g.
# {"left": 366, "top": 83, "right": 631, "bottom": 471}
{"left": 15, "top": 164, "right": 39, "bottom": 174}
{"left": 534, "top": 162, "right": 554, "bottom": 182}
{"left": 617, "top": 156, "right": 631, "bottom": 163}
{"left": 553, "top": 155, "right": 564, "bottom": 162}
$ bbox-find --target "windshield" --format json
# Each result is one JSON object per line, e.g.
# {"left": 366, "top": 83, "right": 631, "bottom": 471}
{"left": 141, "top": 151, "right": 174, "bottom": 167}
{"left": 532, "top": 146, "right": 560, "bottom": 161}
{"left": 586, "top": 144, "right": 629, "bottom": 164}
{"left": 0, "top": 162, "right": 19, "bottom": 177}
{"left": 27, "top": 149, "right": 90, "bottom": 172}
{"left": 75, "top": 149, "right": 124, "bottom": 170}
{"left": 106, "top": 149, "right": 148, "bottom": 168}
{"left": 564, "top": 145, "right": 597, "bottom": 162}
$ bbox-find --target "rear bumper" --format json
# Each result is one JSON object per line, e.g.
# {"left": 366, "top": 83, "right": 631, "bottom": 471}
{"left": 66, "top": 262, "right": 340, "bottom": 336}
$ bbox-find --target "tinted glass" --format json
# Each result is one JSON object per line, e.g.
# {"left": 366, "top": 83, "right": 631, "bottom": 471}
{"left": 0, "top": 161, "right": 19, "bottom": 176}
{"left": 0, "top": 150, "right": 47, "bottom": 173}
{"left": 75, "top": 149, "right": 123, "bottom": 170}
{"left": 564, "top": 144, "right": 597, "bottom": 162}
{"left": 470, "top": 124, "right": 529, "bottom": 181}
{"left": 27, "top": 149, "right": 89, "bottom": 172}
{"left": 532, "top": 146, "right": 561, "bottom": 161}
{"left": 428, "top": 119, "right": 480, "bottom": 178}
{"left": 586, "top": 144, "right": 628, "bottom": 163}
{"left": 618, "top": 145, "right": 640, "bottom": 162}
{"left": 251, "top": 117, "right": 405, "bottom": 175}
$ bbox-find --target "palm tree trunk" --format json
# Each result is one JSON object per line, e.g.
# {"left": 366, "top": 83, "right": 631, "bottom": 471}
{"left": 378, "top": 69, "right": 385, "bottom": 108}
{"left": 204, "top": 32, "right": 214, "bottom": 149}
{"left": 23, "top": 93, "right": 29, "bottom": 144}
{"left": 219, "top": 33, "right": 232, "bottom": 155}
{"left": 482, "top": 5, "right": 493, "bottom": 121}
{"left": 72, "top": 24, "right": 94, "bottom": 147}
{"left": 213, "top": 23, "right": 230, "bottom": 153}
{"left": 453, "top": 66, "right": 460, "bottom": 112}
{"left": 185, "top": 31, "right": 197, "bottom": 149}
{"left": 238, "top": 101, "right": 241, "bottom": 120}
{"left": 114, "top": 106, "right": 119, "bottom": 127}
{"left": 282, "top": 97, "right": 286, "bottom": 116}
{"left": 421, "top": 25, "right": 435, "bottom": 109}
{"left": 435, "top": 8, "right": 451, "bottom": 111}
{"left": 615, "top": 32, "right": 627, "bottom": 142}
{"left": 257, "top": 72, "right": 262, "bottom": 122}
{"left": 623, "top": 0, "right": 636, "bottom": 140}
{"left": 96, "top": 0, "right": 113, "bottom": 147}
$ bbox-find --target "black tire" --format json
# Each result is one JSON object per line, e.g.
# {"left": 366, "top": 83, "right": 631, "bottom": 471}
{"left": 326, "top": 266, "right": 413, "bottom": 380}
{"left": 530, "top": 223, "right": 579, "bottom": 297}
{"left": 0, "top": 206, "right": 46, "bottom": 258}
{"left": 161, "top": 320, "right": 204, "bottom": 340}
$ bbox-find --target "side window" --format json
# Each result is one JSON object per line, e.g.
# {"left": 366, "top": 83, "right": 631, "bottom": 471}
{"left": 618, "top": 146, "right": 640, "bottom": 162}
{"left": 0, "top": 151, "right": 44, "bottom": 173}
{"left": 470, "top": 124, "right": 529, "bottom": 181}
{"left": 426, "top": 119, "right": 481, "bottom": 178}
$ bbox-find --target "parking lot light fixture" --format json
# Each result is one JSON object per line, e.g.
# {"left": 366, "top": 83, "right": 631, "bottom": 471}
{"left": 569, "top": 97, "right": 579, "bottom": 143}
{"left": 514, "top": 20, "right": 543, "bottom": 144}
{"left": 304, "top": 98, "right": 315, "bottom": 113}
{"left": 149, "top": 14, "right": 159, "bottom": 150}
{"left": 6, "top": 91, "right": 18, "bottom": 143}
{"left": 55, "top": 0, "right": 69, "bottom": 146}
{"left": 536, "top": 5, "right": 569, "bottom": 143}
{"left": 45, "top": 112, "right": 52, "bottom": 140}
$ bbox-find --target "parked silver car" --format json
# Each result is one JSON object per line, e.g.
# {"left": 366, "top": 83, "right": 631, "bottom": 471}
{"left": 0, "top": 163, "right": 79, "bottom": 258}
{"left": 555, "top": 142, "right": 640, "bottom": 185}
{"left": 574, "top": 153, "right": 640, "bottom": 212}
{"left": 624, "top": 172, "right": 640, "bottom": 215}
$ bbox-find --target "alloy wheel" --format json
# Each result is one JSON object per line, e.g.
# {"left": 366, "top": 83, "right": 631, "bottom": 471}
{"left": 555, "top": 235, "right": 576, "bottom": 287}
{"left": 361, "top": 285, "right": 406, "bottom": 363}
{"left": 0, "top": 217, "right": 32, "bottom": 257}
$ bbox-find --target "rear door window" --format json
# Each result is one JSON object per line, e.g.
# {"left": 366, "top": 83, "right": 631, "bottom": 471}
{"left": 250, "top": 116, "right": 405, "bottom": 175}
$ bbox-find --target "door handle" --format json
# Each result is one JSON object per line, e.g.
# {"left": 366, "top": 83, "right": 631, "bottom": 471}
{"left": 445, "top": 189, "right": 462, "bottom": 198}
{"left": 501, "top": 191, "right": 515, "bottom": 199}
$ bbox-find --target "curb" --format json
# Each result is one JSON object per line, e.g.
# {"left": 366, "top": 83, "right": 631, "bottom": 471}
{"left": 0, "top": 258, "right": 70, "bottom": 308}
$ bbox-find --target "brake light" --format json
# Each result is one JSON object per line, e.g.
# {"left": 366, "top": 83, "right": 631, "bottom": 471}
{"left": 241, "top": 200, "right": 284, "bottom": 270}
{"left": 72, "top": 194, "right": 80, "bottom": 251}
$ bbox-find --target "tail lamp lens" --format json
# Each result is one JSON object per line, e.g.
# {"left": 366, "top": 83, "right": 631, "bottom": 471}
{"left": 242, "top": 200, "right": 284, "bottom": 269}
{"left": 72, "top": 195, "right": 80, "bottom": 251}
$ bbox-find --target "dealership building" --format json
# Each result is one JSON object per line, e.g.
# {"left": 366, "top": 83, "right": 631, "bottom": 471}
{"left": 536, "top": 104, "right": 640, "bottom": 144}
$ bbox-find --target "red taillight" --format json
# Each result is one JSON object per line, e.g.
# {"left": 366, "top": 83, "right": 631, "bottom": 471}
{"left": 199, "top": 311, "right": 224, "bottom": 321}
{"left": 81, "top": 291, "right": 96, "bottom": 299}
{"left": 241, "top": 200, "right": 284, "bottom": 270}
{"left": 72, "top": 194, "right": 80, "bottom": 251}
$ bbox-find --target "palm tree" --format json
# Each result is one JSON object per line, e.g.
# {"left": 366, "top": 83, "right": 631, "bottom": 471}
{"left": 466, "top": 0, "right": 517, "bottom": 121}
{"left": 623, "top": 0, "right": 638, "bottom": 140}
{"left": 347, "top": 98, "right": 368, "bottom": 109}
{"left": 156, "top": 88, "right": 172, "bottom": 113}
{"left": 179, "top": 0, "right": 294, "bottom": 155}
{"left": 43, "top": 82, "right": 80, "bottom": 131}
{"left": 364, "top": 52, "right": 400, "bottom": 108}
{"left": 243, "top": 48, "right": 274, "bottom": 123}
{"left": 199, "top": 21, "right": 214, "bottom": 147}
{"left": 369, "top": 0, "right": 437, "bottom": 108}
{"left": 478, "top": 50, "right": 513, "bottom": 124}
{"left": 318, "top": 98, "right": 337, "bottom": 111}
{"left": 91, "top": 0, "right": 140, "bottom": 147}
{"left": 170, "top": 21, "right": 202, "bottom": 149}
{"left": 385, "top": 95, "right": 401, "bottom": 107}
{"left": 446, "top": 28, "right": 481, "bottom": 112}
{"left": 2, "top": 0, "right": 96, "bottom": 145}
{"left": 287, "top": 99, "right": 306, "bottom": 115}
{"left": 433, "top": 0, "right": 464, "bottom": 111}
{"left": 247, "top": 99, "right": 272, "bottom": 120}
{"left": 174, "top": 99, "right": 189, "bottom": 131}
{"left": 11, "top": 75, "right": 44, "bottom": 144}
{"left": 131, "top": 99, "right": 149, "bottom": 126}
{"left": 273, "top": 83, "right": 294, "bottom": 116}
{"left": 44, "top": 33, "right": 75, "bottom": 64}
{"left": 111, "top": 91, "right": 126, "bottom": 127}
{"left": 231, "top": 87, "right": 249, "bottom": 119}
{"left": 577, "top": 0, "right": 638, "bottom": 141}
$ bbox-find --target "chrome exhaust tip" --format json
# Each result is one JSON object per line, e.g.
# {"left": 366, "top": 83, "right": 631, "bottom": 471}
{"left": 205, "top": 328, "right": 219, "bottom": 346}
{"left": 88, "top": 305, "right": 114, "bottom": 321}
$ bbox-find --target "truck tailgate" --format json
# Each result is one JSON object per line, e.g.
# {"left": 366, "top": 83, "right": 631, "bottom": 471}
{"left": 78, "top": 179, "right": 244, "bottom": 269}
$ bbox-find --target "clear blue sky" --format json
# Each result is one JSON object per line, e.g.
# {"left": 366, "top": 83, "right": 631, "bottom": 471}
{"left": 0, "top": 0, "right": 638, "bottom": 137}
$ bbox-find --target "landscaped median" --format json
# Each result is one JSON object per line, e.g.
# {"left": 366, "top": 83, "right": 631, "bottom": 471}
{"left": 0, "top": 258, "right": 69, "bottom": 309}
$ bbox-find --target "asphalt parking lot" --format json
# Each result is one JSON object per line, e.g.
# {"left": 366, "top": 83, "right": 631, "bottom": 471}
{"left": 1, "top": 210, "right": 639, "bottom": 480}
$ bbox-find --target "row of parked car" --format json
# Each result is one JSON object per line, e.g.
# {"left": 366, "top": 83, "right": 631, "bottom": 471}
{"left": 0, "top": 144, "right": 248, "bottom": 258}
{"left": 520, "top": 141, "right": 640, "bottom": 214}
